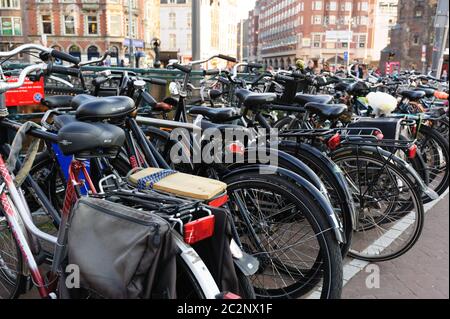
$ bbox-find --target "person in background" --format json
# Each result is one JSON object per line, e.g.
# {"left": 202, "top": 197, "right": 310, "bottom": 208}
{"left": 351, "top": 62, "right": 363, "bottom": 79}
{"left": 120, "top": 59, "right": 125, "bottom": 67}
{"left": 441, "top": 70, "right": 448, "bottom": 82}
{"left": 361, "top": 64, "right": 369, "bottom": 79}
{"left": 305, "top": 60, "right": 315, "bottom": 74}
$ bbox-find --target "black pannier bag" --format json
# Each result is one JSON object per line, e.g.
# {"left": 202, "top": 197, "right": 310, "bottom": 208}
{"left": 348, "top": 117, "right": 402, "bottom": 140}
{"left": 60, "top": 197, "right": 177, "bottom": 299}
{"left": 192, "top": 207, "right": 240, "bottom": 295}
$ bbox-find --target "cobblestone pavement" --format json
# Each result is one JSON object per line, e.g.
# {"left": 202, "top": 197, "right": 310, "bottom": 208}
{"left": 343, "top": 195, "right": 449, "bottom": 299}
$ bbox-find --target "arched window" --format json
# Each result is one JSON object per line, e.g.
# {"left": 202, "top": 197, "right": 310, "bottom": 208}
{"left": 87, "top": 45, "right": 99, "bottom": 61}
{"left": 68, "top": 44, "right": 81, "bottom": 60}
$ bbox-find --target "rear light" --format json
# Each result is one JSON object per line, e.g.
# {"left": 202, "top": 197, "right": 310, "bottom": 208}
{"left": 226, "top": 142, "right": 245, "bottom": 156}
{"left": 216, "top": 292, "right": 242, "bottom": 300}
{"left": 208, "top": 194, "right": 229, "bottom": 208}
{"left": 327, "top": 133, "right": 341, "bottom": 150}
{"left": 184, "top": 215, "right": 215, "bottom": 245}
{"left": 374, "top": 130, "right": 384, "bottom": 141}
{"left": 408, "top": 144, "right": 418, "bottom": 159}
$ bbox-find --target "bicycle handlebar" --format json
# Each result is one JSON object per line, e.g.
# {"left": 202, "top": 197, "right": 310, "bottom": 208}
{"left": 0, "top": 63, "right": 48, "bottom": 93}
{"left": 50, "top": 50, "right": 80, "bottom": 65}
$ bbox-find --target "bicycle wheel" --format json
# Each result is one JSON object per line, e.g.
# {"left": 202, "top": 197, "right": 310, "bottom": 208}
{"left": 0, "top": 208, "right": 26, "bottom": 299}
{"left": 224, "top": 173, "right": 343, "bottom": 299}
{"left": 416, "top": 125, "right": 449, "bottom": 197}
{"left": 332, "top": 149, "right": 424, "bottom": 262}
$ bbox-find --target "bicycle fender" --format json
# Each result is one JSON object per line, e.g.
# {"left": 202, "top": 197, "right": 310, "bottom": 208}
{"left": 277, "top": 141, "right": 358, "bottom": 231}
{"left": 223, "top": 164, "right": 346, "bottom": 244}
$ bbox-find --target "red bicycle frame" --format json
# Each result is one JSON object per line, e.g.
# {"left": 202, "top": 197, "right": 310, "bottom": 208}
{"left": 0, "top": 155, "right": 95, "bottom": 298}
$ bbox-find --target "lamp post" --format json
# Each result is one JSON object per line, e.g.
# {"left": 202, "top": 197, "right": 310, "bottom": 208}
{"left": 128, "top": 0, "right": 134, "bottom": 68}
{"left": 346, "top": 17, "right": 354, "bottom": 68}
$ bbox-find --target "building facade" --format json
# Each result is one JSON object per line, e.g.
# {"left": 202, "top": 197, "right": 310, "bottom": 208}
{"left": 159, "top": 0, "right": 238, "bottom": 65}
{"left": 381, "top": 0, "right": 438, "bottom": 72}
{"left": 249, "top": 0, "right": 398, "bottom": 68}
{"left": 0, "top": 0, "right": 26, "bottom": 55}
{"left": 3, "top": 0, "right": 160, "bottom": 65}
{"left": 237, "top": 18, "right": 249, "bottom": 61}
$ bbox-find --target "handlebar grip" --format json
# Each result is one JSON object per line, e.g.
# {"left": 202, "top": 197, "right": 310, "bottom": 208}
{"left": 217, "top": 54, "right": 237, "bottom": 63}
{"left": 47, "top": 64, "right": 80, "bottom": 77}
{"left": 172, "top": 63, "right": 191, "bottom": 74}
{"left": 147, "top": 78, "right": 167, "bottom": 86}
{"left": 275, "top": 74, "right": 295, "bottom": 82}
{"left": 50, "top": 50, "right": 80, "bottom": 65}
{"left": 203, "top": 69, "right": 221, "bottom": 76}
{"left": 247, "top": 62, "right": 263, "bottom": 69}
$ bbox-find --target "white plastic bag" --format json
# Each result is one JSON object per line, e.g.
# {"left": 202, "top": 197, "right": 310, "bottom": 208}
{"left": 366, "top": 92, "right": 398, "bottom": 116}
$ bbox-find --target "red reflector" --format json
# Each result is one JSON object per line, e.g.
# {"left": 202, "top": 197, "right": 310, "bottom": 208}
{"left": 223, "top": 292, "right": 242, "bottom": 300}
{"left": 227, "top": 142, "right": 245, "bottom": 156}
{"left": 408, "top": 144, "right": 418, "bottom": 159}
{"left": 184, "top": 215, "right": 215, "bottom": 244}
{"left": 327, "top": 133, "right": 341, "bottom": 150}
{"left": 374, "top": 130, "right": 384, "bottom": 141}
{"left": 208, "top": 194, "right": 229, "bottom": 208}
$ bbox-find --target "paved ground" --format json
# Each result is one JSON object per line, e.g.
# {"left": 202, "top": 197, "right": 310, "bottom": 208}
{"left": 343, "top": 195, "right": 449, "bottom": 299}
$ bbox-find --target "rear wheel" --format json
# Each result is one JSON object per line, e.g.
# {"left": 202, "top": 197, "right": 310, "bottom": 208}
{"left": 332, "top": 149, "right": 424, "bottom": 262}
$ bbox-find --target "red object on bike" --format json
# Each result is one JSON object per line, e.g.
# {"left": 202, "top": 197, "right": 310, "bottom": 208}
{"left": 220, "top": 292, "right": 242, "bottom": 299}
{"left": 374, "top": 130, "right": 384, "bottom": 141}
{"left": 327, "top": 133, "right": 341, "bottom": 150}
{"left": 4, "top": 76, "right": 45, "bottom": 107}
{"left": 184, "top": 215, "right": 215, "bottom": 244}
{"left": 208, "top": 194, "right": 229, "bottom": 208}
{"left": 408, "top": 144, "right": 418, "bottom": 159}
{"left": 227, "top": 142, "right": 245, "bottom": 156}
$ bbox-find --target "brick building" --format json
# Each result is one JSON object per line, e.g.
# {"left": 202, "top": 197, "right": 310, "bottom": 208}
{"left": 4, "top": 0, "right": 160, "bottom": 65}
{"left": 247, "top": 0, "right": 398, "bottom": 68}
{"left": 381, "top": 0, "right": 439, "bottom": 73}
{"left": 0, "top": 0, "right": 26, "bottom": 55}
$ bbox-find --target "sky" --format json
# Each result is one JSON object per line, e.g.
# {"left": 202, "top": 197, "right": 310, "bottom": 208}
{"left": 237, "top": 0, "right": 257, "bottom": 20}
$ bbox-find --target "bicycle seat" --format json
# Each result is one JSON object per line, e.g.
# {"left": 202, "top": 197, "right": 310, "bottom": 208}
{"left": 189, "top": 106, "right": 239, "bottom": 123}
{"left": 71, "top": 94, "right": 96, "bottom": 109}
{"left": 294, "top": 94, "right": 333, "bottom": 106}
{"left": 53, "top": 114, "right": 77, "bottom": 130}
{"left": 58, "top": 121, "right": 125, "bottom": 158}
{"left": 76, "top": 96, "right": 135, "bottom": 122}
{"left": 400, "top": 90, "right": 426, "bottom": 101}
{"left": 416, "top": 87, "right": 435, "bottom": 98}
{"left": 153, "top": 102, "right": 173, "bottom": 113}
{"left": 41, "top": 95, "right": 74, "bottom": 109}
{"left": 235, "top": 89, "right": 277, "bottom": 108}
{"left": 305, "top": 102, "right": 348, "bottom": 120}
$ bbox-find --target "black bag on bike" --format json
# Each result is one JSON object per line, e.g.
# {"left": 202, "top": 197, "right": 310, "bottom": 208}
{"left": 348, "top": 117, "right": 402, "bottom": 140}
{"left": 60, "top": 197, "right": 177, "bottom": 299}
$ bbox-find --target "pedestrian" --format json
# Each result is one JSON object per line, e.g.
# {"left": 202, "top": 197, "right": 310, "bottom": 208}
{"left": 120, "top": 59, "right": 125, "bottom": 67}
{"left": 441, "top": 70, "right": 448, "bottom": 82}
{"left": 305, "top": 60, "right": 315, "bottom": 74}
{"left": 351, "top": 62, "right": 363, "bottom": 79}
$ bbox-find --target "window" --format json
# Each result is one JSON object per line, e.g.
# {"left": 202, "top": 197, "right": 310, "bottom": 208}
{"left": 415, "top": 6, "right": 423, "bottom": 17}
{"left": 87, "top": 45, "right": 100, "bottom": 60}
{"left": 360, "top": 2, "right": 368, "bottom": 11}
{"left": 313, "top": 34, "right": 321, "bottom": 48}
{"left": 109, "top": 15, "right": 121, "bottom": 36}
{"left": 87, "top": 15, "right": 98, "bottom": 35}
{"left": 41, "top": 15, "right": 52, "bottom": 34}
{"left": 0, "top": 17, "right": 22, "bottom": 36}
{"left": 313, "top": 1, "right": 322, "bottom": 10}
{"left": 329, "top": 15, "right": 336, "bottom": 25}
{"left": 68, "top": 45, "right": 81, "bottom": 59}
{"left": 187, "top": 12, "right": 191, "bottom": 28}
{"left": 169, "top": 34, "right": 176, "bottom": 49}
{"left": 125, "top": 17, "right": 136, "bottom": 37}
{"left": 358, "top": 35, "right": 366, "bottom": 48}
{"left": 312, "top": 15, "right": 322, "bottom": 24}
{"left": 64, "top": 15, "right": 75, "bottom": 35}
{"left": 186, "top": 33, "right": 191, "bottom": 50}
{"left": 413, "top": 34, "right": 420, "bottom": 45}
{"left": 328, "top": 1, "right": 337, "bottom": 11}
{"left": 0, "top": 0, "right": 19, "bottom": 8}
{"left": 169, "top": 12, "right": 176, "bottom": 29}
